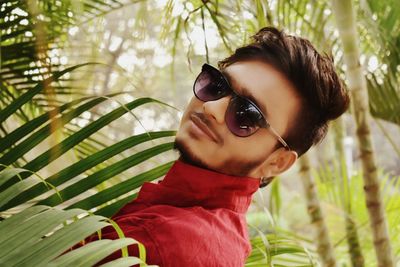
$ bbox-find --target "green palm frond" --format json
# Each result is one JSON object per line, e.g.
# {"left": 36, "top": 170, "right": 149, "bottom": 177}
{"left": 0, "top": 62, "right": 176, "bottom": 265}
{"left": 357, "top": 0, "right": 400, "bottom": 125}
{"left": 246, "top": 232, "right": 317, "bottom": 266}
{"left": 0, "top": 0, "right": 137, "bottom": 121}
{"left": 0, "top": 74, "right": 177, "bottom": 214}
{"left": 0, "top": 204, "right": 145, "bottom": 267}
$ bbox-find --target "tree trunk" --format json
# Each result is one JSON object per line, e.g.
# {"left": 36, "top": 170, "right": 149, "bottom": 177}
{"left": 345, "top": 215, "right": 365, "bottom": 267}
{"left": 331, "top": 1, "right": 394, "bottom": 266}
{"left": 299, "top": 155, "right": 337, "bottom": 267}
{"left": 332, "top": 118, "right": 365, "bottom": 267}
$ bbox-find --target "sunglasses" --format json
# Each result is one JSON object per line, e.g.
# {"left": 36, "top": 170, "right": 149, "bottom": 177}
{"left": 193, "top": 63, "right": 290, "bottom": 150}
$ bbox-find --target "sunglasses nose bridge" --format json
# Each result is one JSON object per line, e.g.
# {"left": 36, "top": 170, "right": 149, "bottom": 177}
{"left": 202, "top": 94, "right": 232, "bottom": 125}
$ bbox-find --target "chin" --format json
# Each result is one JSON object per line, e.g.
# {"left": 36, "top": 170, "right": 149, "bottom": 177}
{"left": 173, "top": 137, "right": 213, "bottom": 171}
{"left": 173, "top": 137, "right": 262, "bottom": 178}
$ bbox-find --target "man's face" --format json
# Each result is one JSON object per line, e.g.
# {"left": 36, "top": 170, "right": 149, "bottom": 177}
{"left": 174, "top": 60, "right": 301, "bottom": 178}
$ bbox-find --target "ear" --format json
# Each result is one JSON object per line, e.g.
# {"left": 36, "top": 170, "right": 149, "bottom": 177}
{"left": 260, "top": 148, "right": 298, "bottom": 177}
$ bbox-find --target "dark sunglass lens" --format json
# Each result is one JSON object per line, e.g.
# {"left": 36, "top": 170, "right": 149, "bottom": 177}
{"left": 226, "top": 97, "right": 264, "bottom": 137}
{"left": 194, "top": 69, "right": 228, "bottom": 101}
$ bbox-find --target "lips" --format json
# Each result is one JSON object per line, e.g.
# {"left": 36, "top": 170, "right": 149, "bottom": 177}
{"left": 190, "top": 113, "right": 220, "bottom": 143}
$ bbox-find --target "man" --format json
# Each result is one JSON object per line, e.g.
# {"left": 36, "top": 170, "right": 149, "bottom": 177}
{"left": 88, "top": 27, "right": 350, "bottom": 266}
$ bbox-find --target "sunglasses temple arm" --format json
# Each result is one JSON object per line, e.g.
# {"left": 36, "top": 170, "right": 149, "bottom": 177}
{"left": 268, "top": 126, "right": 290, "bottom": 150}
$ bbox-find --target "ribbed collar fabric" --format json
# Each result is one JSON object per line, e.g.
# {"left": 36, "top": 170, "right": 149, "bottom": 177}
{"left": 136, "top": 159, "right": 261, "bottom": 213}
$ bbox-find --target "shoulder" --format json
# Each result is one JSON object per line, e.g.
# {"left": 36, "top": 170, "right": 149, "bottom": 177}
{"left": 135, "top": 205, "right": 251, "bottom": 267}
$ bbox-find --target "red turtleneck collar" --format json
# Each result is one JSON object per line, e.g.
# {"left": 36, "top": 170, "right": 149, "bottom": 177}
{"left": 135, "top": 159, "right": 260, "bottom": 213}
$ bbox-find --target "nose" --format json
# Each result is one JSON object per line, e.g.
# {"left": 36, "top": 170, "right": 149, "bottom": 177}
{"left": 202, "top": 95, "right": 231, "bottom": 125}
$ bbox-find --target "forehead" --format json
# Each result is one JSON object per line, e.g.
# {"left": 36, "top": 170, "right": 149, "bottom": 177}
{"left": 221, "top": 60, "right": 301, "bottom": 133}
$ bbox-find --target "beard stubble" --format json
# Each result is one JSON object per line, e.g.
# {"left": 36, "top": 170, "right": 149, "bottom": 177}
{"left": 173, "top": 137, "right": 266, "bottom": 178}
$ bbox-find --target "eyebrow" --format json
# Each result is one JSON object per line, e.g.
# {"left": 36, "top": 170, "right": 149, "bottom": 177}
{"left": 221, "top": 70, "right": 268, "bottom": 116}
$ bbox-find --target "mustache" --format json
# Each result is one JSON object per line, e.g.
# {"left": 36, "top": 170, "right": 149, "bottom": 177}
{"left": 191, "top": 111, "right": 223, "bottom": 145}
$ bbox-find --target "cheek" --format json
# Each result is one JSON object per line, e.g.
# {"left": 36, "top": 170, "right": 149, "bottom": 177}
{"left": 225, "top": 135, "right": 275, "bottom": 159}
{"left": 182, "top": 98, "right": 202, "bottom": 117}
{"left": 178, "top": 98, "right": 198, "bottom": 124}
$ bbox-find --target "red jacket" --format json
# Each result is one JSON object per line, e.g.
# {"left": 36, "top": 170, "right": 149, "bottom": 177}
{"left": 92, "top": 159, "right": 260, "bottom": 267}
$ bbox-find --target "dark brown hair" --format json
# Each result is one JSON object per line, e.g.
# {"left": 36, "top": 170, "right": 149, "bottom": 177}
{"left": 218, "top": 27, "right": 350, "bottom": 157}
